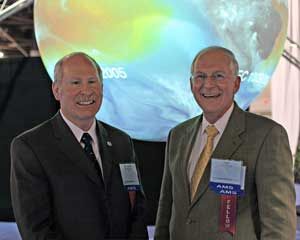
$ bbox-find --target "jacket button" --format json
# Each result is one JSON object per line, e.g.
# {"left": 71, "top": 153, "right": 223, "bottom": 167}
{"left": 186, "top": 219, "right": 192, "bottom": 224}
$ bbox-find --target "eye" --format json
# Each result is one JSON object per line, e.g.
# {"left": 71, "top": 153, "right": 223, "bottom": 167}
{"left": 88, "top": 79, "right": 97, "bottom": 84}
{"left": 213, "top": 73, "right": 225, "bottom": 81}
{"left": 194, "top": 73, "right": 207, "bottom": 82}
{"left": 70, "top": 80, "right": 80, "bottom": 85}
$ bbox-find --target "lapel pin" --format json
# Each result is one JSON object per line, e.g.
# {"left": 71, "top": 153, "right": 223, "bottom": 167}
{"left": 107, "top": 141, "right": 112, "bottom": 147}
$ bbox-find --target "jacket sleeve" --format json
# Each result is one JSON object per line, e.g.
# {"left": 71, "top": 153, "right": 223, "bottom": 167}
{"left": 128, "top": 138, "right": 149, "bottom": 239}
{"left": 154, "top": 132, "right": 173, "bottom": 240}
{"left": 10, "top": 137, "right": 65, "bottom": 240}
{"left": 255, "top": 124, "right": 296, "bottom": 239}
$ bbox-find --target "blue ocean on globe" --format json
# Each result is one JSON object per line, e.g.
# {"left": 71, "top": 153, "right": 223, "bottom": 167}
{"left": 35, "top": 0, "right": 288, "bottom": 141}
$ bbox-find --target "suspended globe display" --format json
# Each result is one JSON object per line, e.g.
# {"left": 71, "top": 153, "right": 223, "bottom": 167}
{"left": 34, "top": 0, "right": 288, "bottom": 141}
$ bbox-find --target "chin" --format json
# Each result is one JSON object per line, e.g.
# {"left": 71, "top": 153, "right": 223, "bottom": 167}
{"left": 199, "top": 101, "right": 221, "bottom": 110}
{"left": 83, "top": 112, "right": 98, "bottom": 118}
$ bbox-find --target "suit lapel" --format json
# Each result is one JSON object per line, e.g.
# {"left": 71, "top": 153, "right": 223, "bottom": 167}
{"left": 213, "top": 105, "right": 245, "bottom": 159}
{"left": 51, "top": 113, "right": 103, "bottom": 187}
{"left": 96, "top": 121, "right": 114, "bottom": 190}
{"left": 179, "top": 116, "right": 202, "bottom": 205}
{"left": 190, "top": 104, "right": 245, "bottom": 208}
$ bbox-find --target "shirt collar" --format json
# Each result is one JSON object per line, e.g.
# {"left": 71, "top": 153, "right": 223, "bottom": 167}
{"left": 60, "top": 110, "right": 97, "bottom": 143}
{"left": 201, "top": 103, "right": 234, "bottom": 135}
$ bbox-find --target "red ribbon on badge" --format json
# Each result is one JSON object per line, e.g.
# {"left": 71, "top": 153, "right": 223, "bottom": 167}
{"left": 128, "top": 191, "right": 136, "bottom": 210}
{"left": 219, "top": 195, "right": 237, "bottom": 235}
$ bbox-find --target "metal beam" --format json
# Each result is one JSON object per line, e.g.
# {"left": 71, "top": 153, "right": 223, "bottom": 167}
{"left": 0, "top": 0, "right": 34, "bottom": 22}
{"left": 0, "top": 27, "right": 28, "bottom": 56}
{"left": 287, "top": 37, "right": 300, "bottom": 50}
{"left": 0, "top": 0, "right": 8, "bottom": 12}
{"left": 282, "top": 49, "right": 300, "bottom": 70}
{"left": 283, "top": 37, "right": 300, "bottom": 70}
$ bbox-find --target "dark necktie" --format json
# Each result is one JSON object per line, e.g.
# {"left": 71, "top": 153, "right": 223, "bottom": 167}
{"left": 81, "top": 133, "right": 110, "bottom": 235}
{"left": 81, "top": 133, "right": 104, "bottom": 181}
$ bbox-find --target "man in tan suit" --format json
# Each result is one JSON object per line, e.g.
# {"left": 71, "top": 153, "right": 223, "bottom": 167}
{"left": 155, "top": 46, "right": 296, "bottom": 239}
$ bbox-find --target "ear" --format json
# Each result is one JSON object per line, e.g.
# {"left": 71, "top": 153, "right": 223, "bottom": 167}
{"left": 190, "top": 77, "right": 194, "bottom": 91}
{"left": 233, "top": 76, "right": 241, "bottom": 94}
{"left": 52, "top": 82, "right": 61, "bottom": 101}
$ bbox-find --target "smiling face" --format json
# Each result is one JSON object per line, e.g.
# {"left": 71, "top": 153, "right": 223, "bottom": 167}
{"left": 52, "top": 54, "right": 103, "bottom": 130}
{"left": 190, "top": 49, "right": 240, "bottom": 123}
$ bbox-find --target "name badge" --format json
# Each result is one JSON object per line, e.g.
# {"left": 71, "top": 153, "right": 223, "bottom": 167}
{"left": 209, "top": 159, "right": 246, "bottom": 196}
{"left": 119, "top": 163, "right": 140, "bottom": 191}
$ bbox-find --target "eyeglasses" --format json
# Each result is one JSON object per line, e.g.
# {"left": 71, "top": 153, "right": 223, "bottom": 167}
{"left": 191, "top": 72, "right": 226, "bottom": 83}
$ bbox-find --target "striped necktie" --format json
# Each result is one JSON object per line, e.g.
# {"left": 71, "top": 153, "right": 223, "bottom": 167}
{"left": 81, "top": 133, "right": 103, "bottom": 182}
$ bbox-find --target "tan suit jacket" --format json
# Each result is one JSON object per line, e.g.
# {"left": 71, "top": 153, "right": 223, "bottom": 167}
{"left": 155, "top": 104, "right": 296, "bottom": 240}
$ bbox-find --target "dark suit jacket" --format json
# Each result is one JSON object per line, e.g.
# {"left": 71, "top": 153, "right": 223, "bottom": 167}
{"left": 10, "top": 112, "right": 148, "bottom": 240}
{"left": 155, "top": 104, "right": 296, "bottom": 240}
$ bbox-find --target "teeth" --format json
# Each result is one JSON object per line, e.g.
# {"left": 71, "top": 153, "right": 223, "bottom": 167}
{"left": 202, "top": 93, "right": 217, "bottom": 97}
{"left": 77, "top": 100, "right": 94, "bottom": 105}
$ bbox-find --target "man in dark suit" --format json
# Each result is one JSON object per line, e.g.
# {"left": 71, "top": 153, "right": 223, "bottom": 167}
{"left": 155, "top": 46, "right": 296, "bottom": 239}
{"left": 10, "top": 52, "right": 148, "bottom": 240}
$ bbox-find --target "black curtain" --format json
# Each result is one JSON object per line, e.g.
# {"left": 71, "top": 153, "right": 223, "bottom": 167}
{"left": 0, "top": 57, "right": 58, "bottom": 220}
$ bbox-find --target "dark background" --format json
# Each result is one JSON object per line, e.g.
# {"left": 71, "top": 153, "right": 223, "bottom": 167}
{"left": 0, "top": 57, "right": 165, "bottom": 225}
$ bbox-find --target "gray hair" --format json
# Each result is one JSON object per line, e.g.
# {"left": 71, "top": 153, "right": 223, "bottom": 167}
{"left": 53, "top": 52, "right": 103, "bottom": 84}
{"left": 190, "top": 46, "right": 239, "bottom": 76}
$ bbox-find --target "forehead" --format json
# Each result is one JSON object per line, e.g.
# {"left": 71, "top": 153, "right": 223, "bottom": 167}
{"left": 194, "top": 50, "right": 234, "bottom": 73}
{"left": 62, "top": 55, "right": 98, "bottom": 78}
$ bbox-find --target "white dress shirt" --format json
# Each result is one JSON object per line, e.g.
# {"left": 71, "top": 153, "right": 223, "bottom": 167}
{"left": 60, "top": 110, "right": 103, "bottom": 175}
{"left": 187, "top": 104, "right": 234, "bottom": 182}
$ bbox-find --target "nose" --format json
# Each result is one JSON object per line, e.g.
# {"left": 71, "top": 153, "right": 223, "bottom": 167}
{"left": 203, "top": 76, "right": 215, "bottom": 88}
{"left": 80, "top": 82, "right": 93, "bottom": 94}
